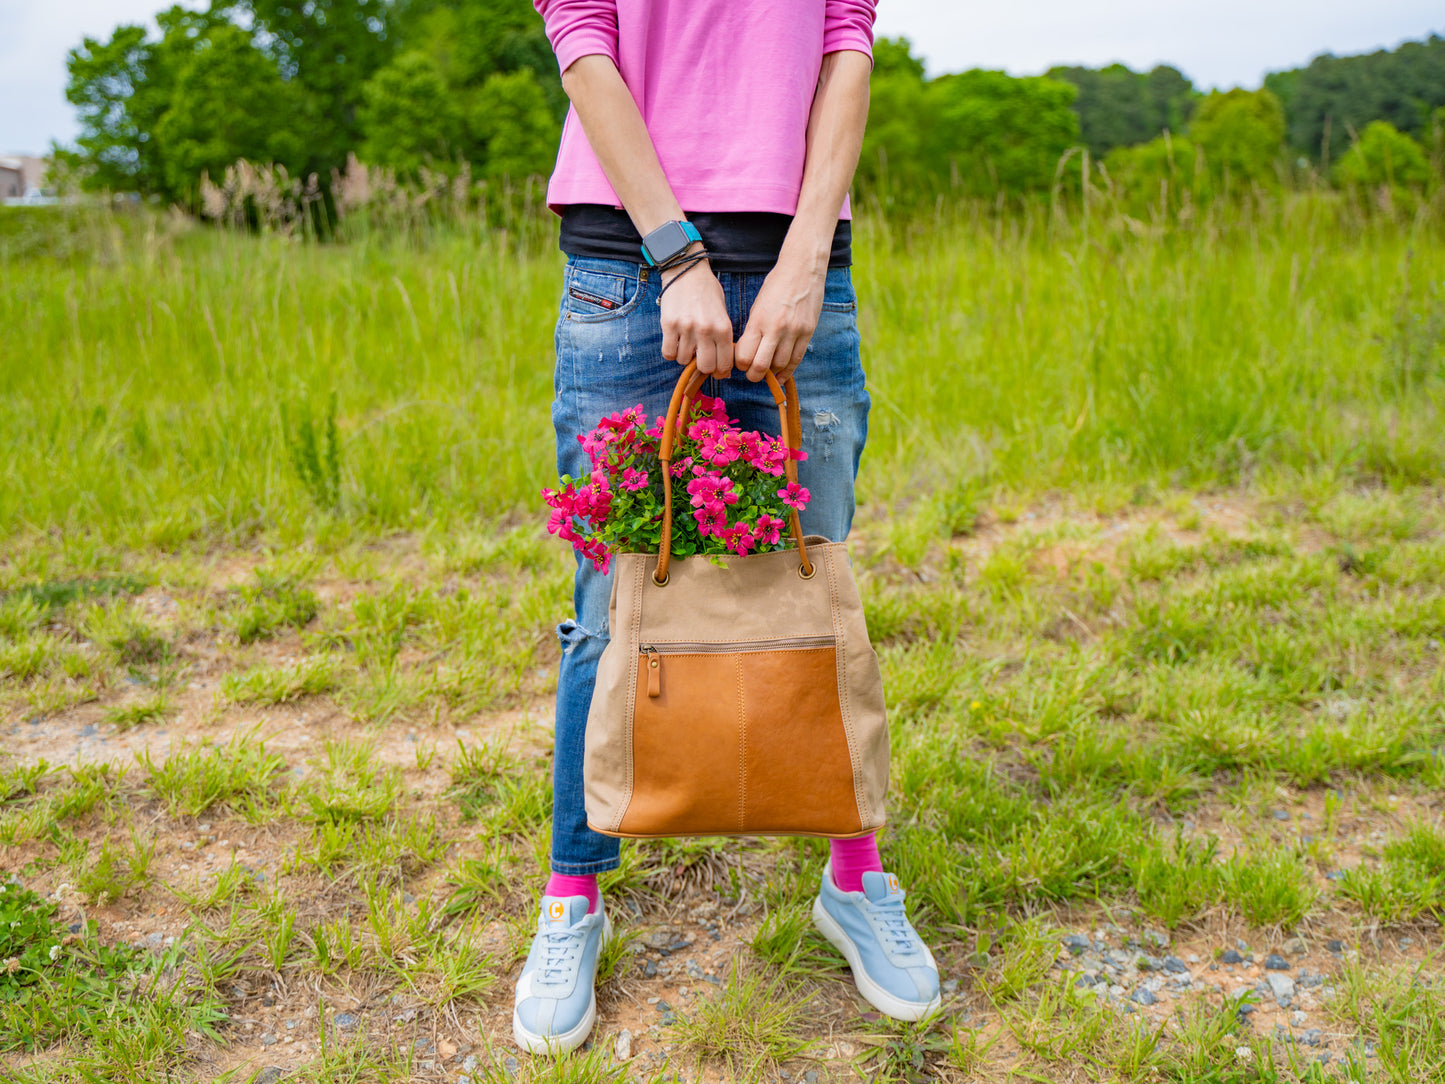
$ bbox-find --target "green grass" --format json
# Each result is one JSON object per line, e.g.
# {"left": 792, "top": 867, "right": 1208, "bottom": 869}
{"left": 1, "top": 196, "right": 1443, "bottom": 546}
{"left": 2, "top": 197, "right": 1444, "bottom": 1082}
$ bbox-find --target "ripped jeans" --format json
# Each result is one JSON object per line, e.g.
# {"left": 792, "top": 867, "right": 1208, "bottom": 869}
{"left": 549, "top": 255, "right": 871, "bottom": 874}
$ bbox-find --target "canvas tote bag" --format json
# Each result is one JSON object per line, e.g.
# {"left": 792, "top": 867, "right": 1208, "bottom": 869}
{"left": 583, "top": 361, "right": 889, "bottom": 839}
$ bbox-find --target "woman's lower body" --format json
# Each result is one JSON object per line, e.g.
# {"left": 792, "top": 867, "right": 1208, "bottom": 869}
{"left": 513, "top": 256, "right": 939, "bottom": 1055}
{"left": 549, "top": 257, "right": 870, "bottom": 878}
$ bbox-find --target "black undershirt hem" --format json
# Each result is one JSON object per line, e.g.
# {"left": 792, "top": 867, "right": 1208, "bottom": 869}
{"left": 559, "top": 205, "right": 852, "bottom": 273}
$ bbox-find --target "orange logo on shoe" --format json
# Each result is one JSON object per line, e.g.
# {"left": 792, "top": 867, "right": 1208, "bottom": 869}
{"left": 547, "top": 901, "right": 565, "bottom": 921}
{"left": 887, "top": 874, "right": 900, "bottom": 894}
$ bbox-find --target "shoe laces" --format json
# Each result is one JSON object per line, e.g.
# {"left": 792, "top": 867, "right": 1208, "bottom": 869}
{"left": 538, "top": 925, "right": 586, "bottom": 985}
{"left": 871, "top": 898, "right": 918, "bottom": 957}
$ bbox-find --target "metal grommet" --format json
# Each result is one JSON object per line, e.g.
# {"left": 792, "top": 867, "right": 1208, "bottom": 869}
{"left": 798, "top": 562, "right": 816, "bottom": 580}
{"left": 652, "top": 571, "right": 669, "bottom": 587}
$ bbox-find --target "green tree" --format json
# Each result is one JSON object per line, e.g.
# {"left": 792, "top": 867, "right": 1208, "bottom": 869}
{"left": 1049, "top": 64, "right": 1196, "bottom": 158}
{"left": 399, "top": 0, "right": 566, "bottom": 119}
{"left": 1334, "top": 121, "right": 1432, "bottom": 189}
{"left": 467, "top": 69, "right": 562, "bottom": 179}
{"left": 358, "top": 51, "right": 464, "bottom": 175}
{"left": 855, "top": 38, "right": 935, "bottom": 203}
{"left": 60, "top": 6, "right": 227, "bottom": 194}
{"left": 872, "top": 36, "right": 925, "bottom": 81}
{"left": 224, "top": 0, "right": 397, "bottom": 175}
{"left": 1190, "top": 88, "right": 1286, "bottom": 187}
{"left": 929, "top": 70, "right": 1080, "bottom": 197}
{"left": 1105, "top": 133, "right": 1206, "bottom": 211}
{"left": 154, "top": 24, "right": 312, "bottom": 199}
{"left": 1271, "top": 34, "right": 1445, "bottom": 157}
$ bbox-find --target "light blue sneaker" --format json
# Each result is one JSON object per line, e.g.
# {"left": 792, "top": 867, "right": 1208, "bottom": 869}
{"left": 513, "top": 894, "right": 612, "bottom": 1054}
{"left": 812, "top": 864, "right": 941, "bottom": 1021}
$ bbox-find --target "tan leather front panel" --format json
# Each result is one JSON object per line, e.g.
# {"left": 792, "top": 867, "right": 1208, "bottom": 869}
{"left": 740, "top": 648, "right": 863, "bottom": 835}
{"left": 614, "top": 647, "right": 861, "bottom": 837}
{"left": 619, "top": 653, "right": 744, "bottom": 835}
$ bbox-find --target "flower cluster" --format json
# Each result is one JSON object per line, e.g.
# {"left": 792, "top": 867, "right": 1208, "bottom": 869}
{"left": 543, "top": 396, "right": 809, "bottom": 572}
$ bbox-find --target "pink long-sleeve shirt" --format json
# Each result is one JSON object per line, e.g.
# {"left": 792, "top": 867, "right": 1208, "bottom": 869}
{"left": 533, "top": 0, "right": 876, "bottom": 216}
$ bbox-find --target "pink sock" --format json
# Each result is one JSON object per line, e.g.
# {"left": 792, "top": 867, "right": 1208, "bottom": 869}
{"left": 830, "top": 832, "right": 883, "bottom": 893}
{"left": 545, "top": 873, "right": 600, "bottom": 913}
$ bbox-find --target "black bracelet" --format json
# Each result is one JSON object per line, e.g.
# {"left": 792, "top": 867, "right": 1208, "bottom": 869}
{"left": 657, "top": 253, "right": 710, "bottom": 301}
{"left": 656, "top": 243, "right": 707, "bottom": 272}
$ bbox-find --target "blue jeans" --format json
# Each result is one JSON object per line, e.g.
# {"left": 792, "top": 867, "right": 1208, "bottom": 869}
{"left": 549, "top": 256, "right": 871, "bottom": 874}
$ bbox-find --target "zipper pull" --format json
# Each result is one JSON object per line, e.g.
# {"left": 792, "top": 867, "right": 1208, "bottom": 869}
{"left": 642, "top": 646, "right": 661, "bottom": 698}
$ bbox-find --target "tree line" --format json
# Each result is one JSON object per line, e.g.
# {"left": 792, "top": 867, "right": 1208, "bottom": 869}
{"left": 60, "top": 3, "right": 1445, "bottom": 211}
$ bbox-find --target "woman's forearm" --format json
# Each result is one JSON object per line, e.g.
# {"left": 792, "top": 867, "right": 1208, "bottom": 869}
{"left": 780, "top": 50, "right": 872, "bottom": 277}
{"left": 560, "top": 55, "right": 688, "bottom": 239}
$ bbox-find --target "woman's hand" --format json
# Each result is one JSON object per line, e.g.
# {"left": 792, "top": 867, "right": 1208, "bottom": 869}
{"left": 734, "top": 258, "right": 827, "bottom": 383}
{"left": 660, "top": 251, "right": 735, "bottom": 377}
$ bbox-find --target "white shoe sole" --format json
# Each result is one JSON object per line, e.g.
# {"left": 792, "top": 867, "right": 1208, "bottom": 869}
{"left": 812, "top": 896, "right": 941, "bottom": 1023}
{"left": 512, "top": 913, "right": 613, "bottom": 1056}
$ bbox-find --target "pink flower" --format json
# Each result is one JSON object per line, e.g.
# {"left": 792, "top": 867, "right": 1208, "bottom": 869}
{"left": 754, "top": 513, "right": 784, "bottom": 547}
{"left": 724, "top": 523, "right": 757, "bottom": 556}
{"left": 620, "top": 467, "right": 649, "bottom": 492}
{"left": 686, "top": 475, "right": 739, "bottom": 512}
{"left": 777, "top": 482, "right": 810, "bottom": 511}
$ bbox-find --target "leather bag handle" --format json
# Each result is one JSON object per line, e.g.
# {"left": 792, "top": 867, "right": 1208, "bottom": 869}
{"left": 654, "top": 362, "right": 813, "bottom": 585}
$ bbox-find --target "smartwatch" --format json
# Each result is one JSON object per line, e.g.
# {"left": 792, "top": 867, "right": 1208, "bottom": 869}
{"left": 640, "top": 220, "right": 702, "bottom": 267}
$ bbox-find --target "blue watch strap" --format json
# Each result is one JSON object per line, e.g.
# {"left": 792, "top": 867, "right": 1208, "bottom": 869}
{"left": 640, "top": 220, "right": 702, "bottom": 266}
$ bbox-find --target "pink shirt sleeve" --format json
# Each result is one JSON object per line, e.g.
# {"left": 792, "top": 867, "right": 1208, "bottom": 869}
{"left": 822, "top": 0, "right": 876, "bottom": 61}
{"left": 533, "top": 0, "right": 619, "bottom": 73}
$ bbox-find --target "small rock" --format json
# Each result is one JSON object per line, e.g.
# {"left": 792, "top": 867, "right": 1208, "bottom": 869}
{"left": 260, "top": 1032, "right": 278, "bottom": 1047}
{"left": 504, "top": 1055, "right": 520, "bottom": 1078}
{"left": 1265, "top": 954, "right": 1290, "bottom": 971}
{"left": 1162, "top": 956, "right": 1189, "bottom": 974}
{"left": 941, "top": 979, "right": 959, "bottom": 993}
{"left": 254, "top": 1069, "right": 284, "bottom": 1084}
{"left": 1324, "top": 870, "right": 1347, "bottom": 881}
{"left": 1300, "top": 1029, "right": 1324, "bottom": 1047}
{"left": 1140, "top": 929, "right": 1170, "bottom": 951}
{"left": 1283, "top": 936, "right": 1307, "bottom": 956}
{"left": 80, "top": 724, "right": 98, "bottom": 737}
{"left": 1230, "top": 986, "right": 1255, "bottom": 1002}
{"left": 1221, "top": 949, "right": 1244, "bottom": 965}
{"left": 654, "top": 1000, "right": 671, "bottom": 1013}
{"left": 333, "top": 1013, "right": 359, "bottom": 1031}
{"left": 462, "top": 1055, "right": 479, "bottom": 1071}
{"left": 804, "top": 1072, "right": 819, "bottom": 1083}
{"left": 1063, "top": 933, "right": 1091, "bottom": 954}
{"left": 1130, "top": 988, "right": 1159, "bottom": 1006}
{"left": 1271, "top": 809, "right": 1289, "bottom": 820}
{"left": 659, "top": 1011, "right": 677, "bottom": 1026}
{"left": 1326, "top": 940, "right": 1344, "bottom": 953}
{"left": 1290, "top": 1011, "right": 1307, "bottom": 1027}
{"left": 1238, "top": 1004, "right": 1256, "bottom": 1016}
{"left": 616, "top": 1029, "right": 633, "bottom": 1060}
{"left": 1266, "top": 972, "right": 1296, "bottom": 1006}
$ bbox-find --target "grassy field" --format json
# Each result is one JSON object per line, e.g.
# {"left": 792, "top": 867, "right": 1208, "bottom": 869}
{"left": 1, "top": 194, "right": 1444, "bottom": 1083}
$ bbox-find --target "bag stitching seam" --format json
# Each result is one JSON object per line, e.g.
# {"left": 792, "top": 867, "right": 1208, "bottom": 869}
{"left": 829, "top": 547, "right": 869, "bottom": 828}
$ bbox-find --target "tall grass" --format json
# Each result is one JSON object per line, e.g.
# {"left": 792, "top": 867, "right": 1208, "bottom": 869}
{"left": 2, "top": 191, "right": 1442, "bottom": 548}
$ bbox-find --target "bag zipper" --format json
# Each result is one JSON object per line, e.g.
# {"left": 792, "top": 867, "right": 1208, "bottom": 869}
{"left": 639, "top": 636, "right": 836, "bottom": 698}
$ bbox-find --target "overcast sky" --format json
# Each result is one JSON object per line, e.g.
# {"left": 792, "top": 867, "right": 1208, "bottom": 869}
{"left": 3, "top": 0, "right": 1442, "bottom": 156}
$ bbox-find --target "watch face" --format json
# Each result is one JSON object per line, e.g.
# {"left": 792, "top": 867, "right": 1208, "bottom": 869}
{"left": 644, "top": 220, "right": 691, "bottom": 265}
